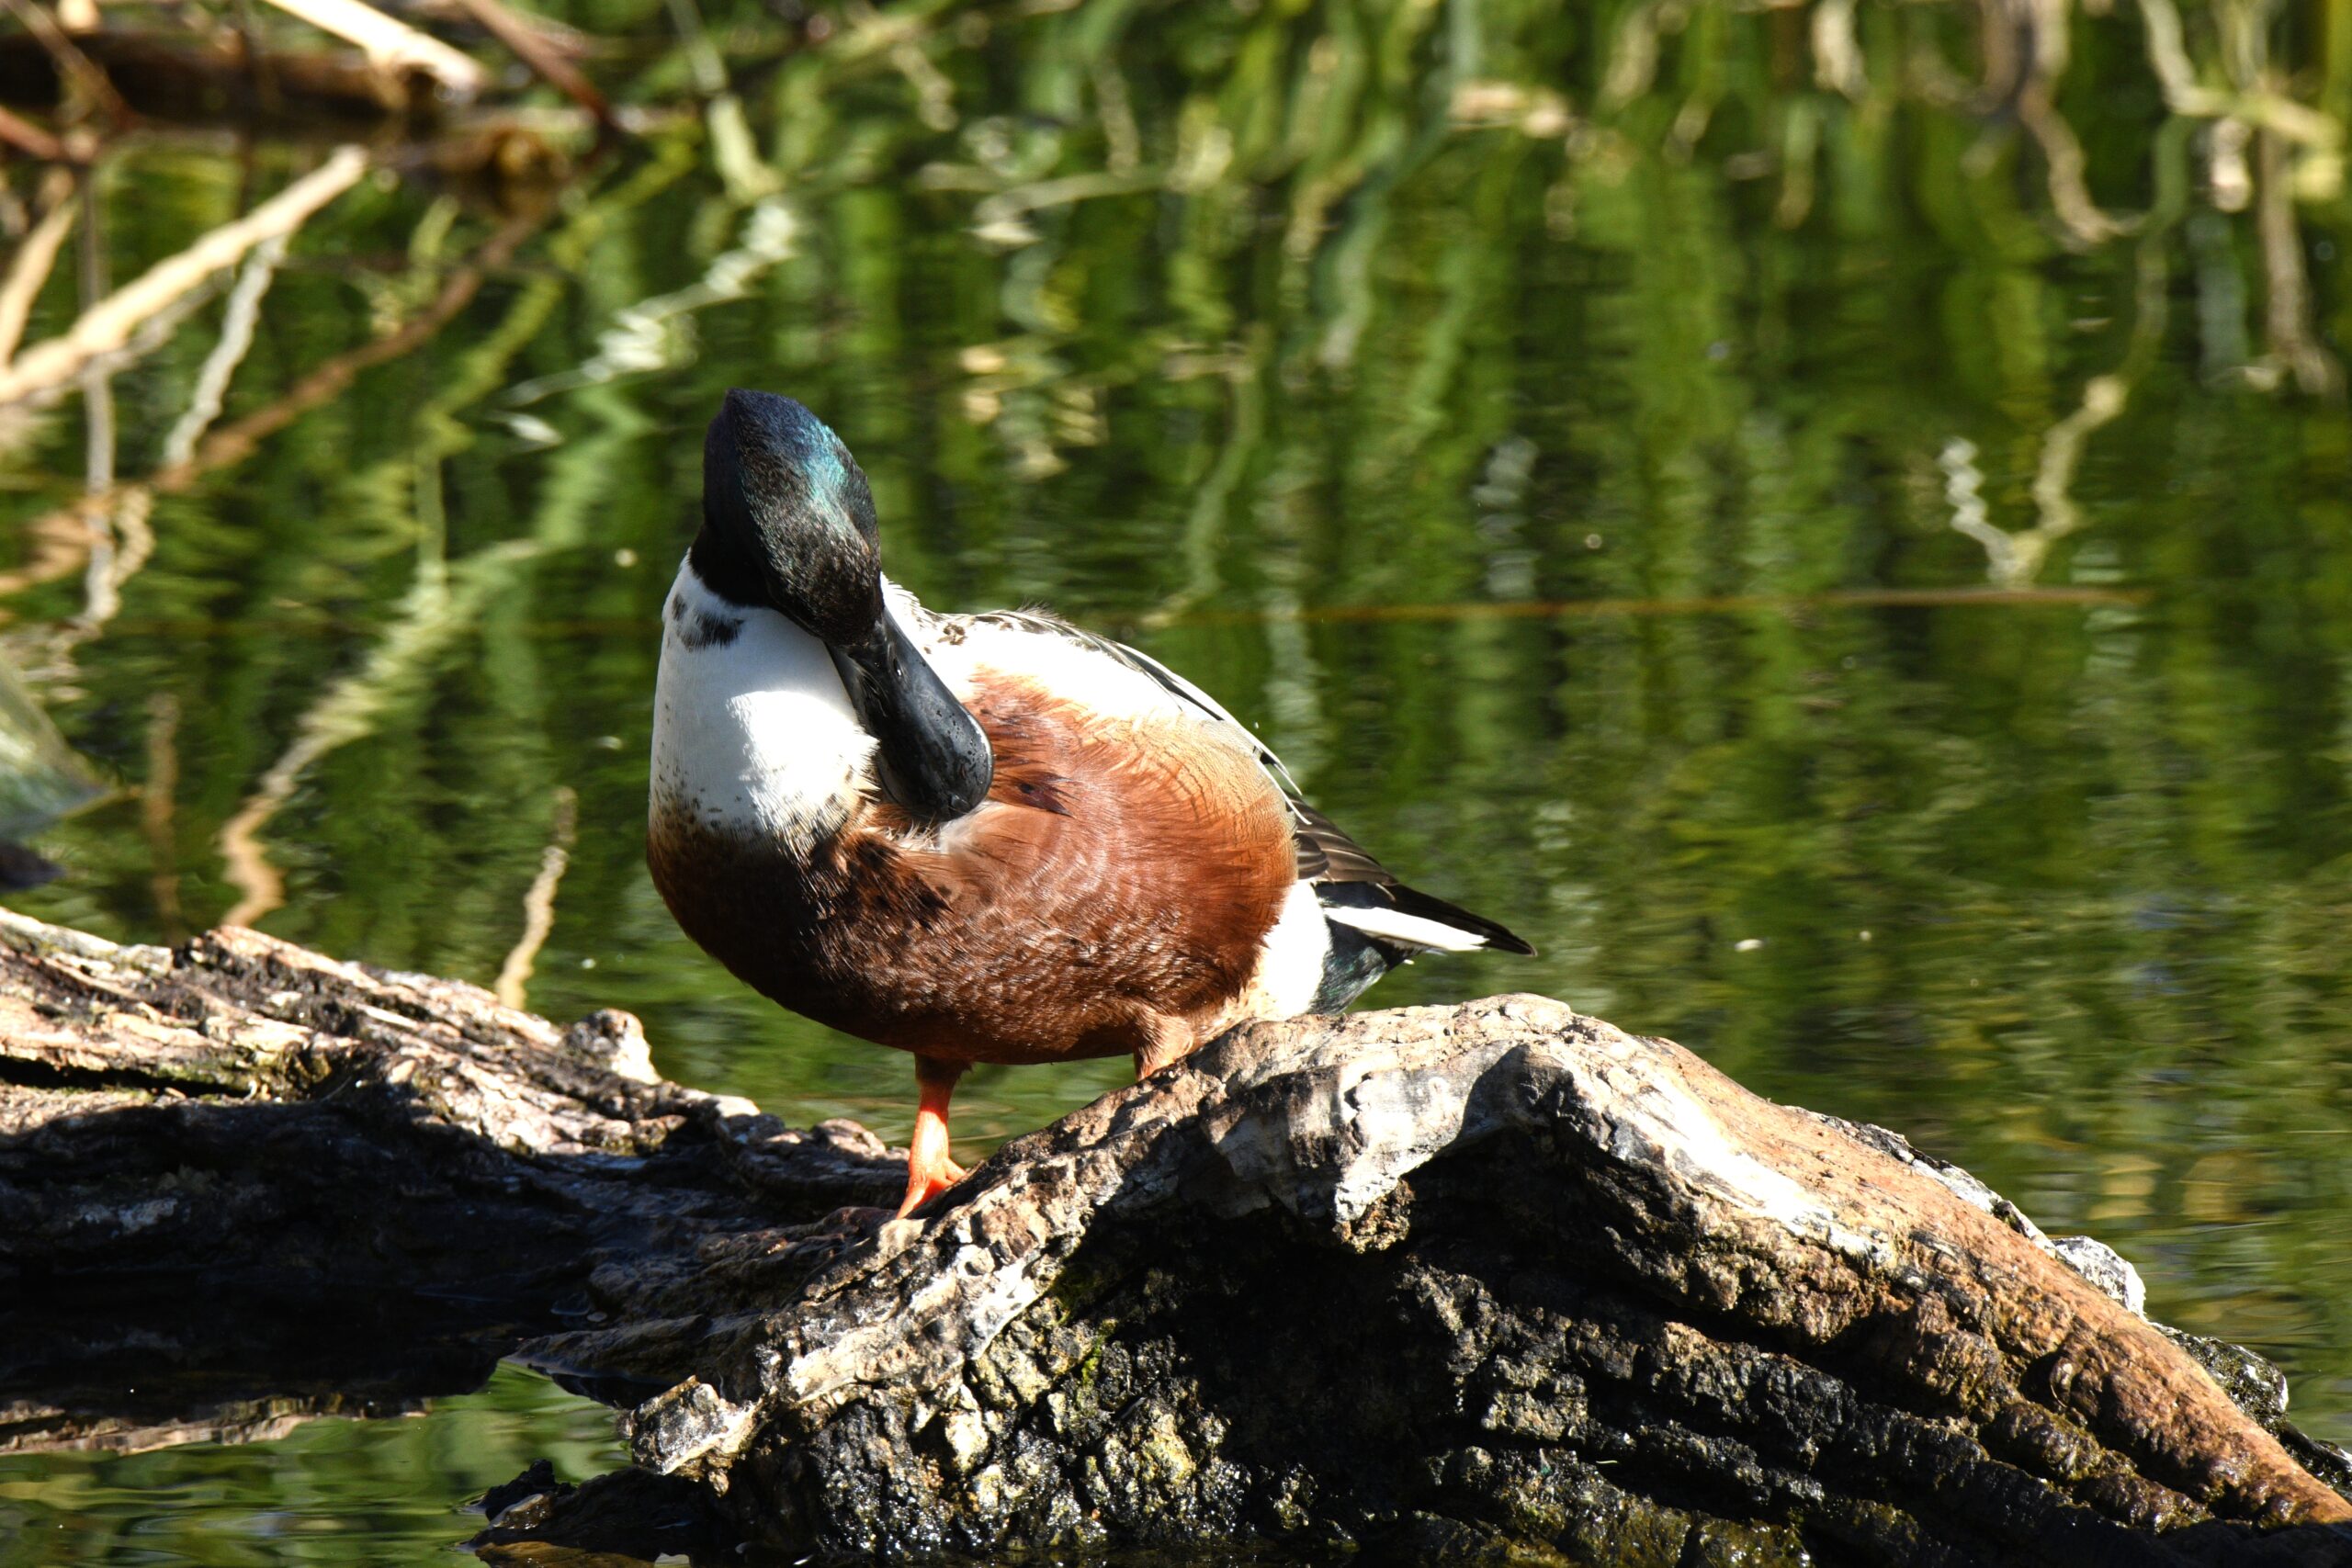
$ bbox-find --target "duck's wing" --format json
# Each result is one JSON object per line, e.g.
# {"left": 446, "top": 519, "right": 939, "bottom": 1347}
{"left": 1286, "top": 798, "right": 1533, "bottom": 954}
{"left": 968, "top": 611, "right": 1533, "bottom": 957}
{"left": 964, "top": 610, "right": 1298, "bottom": 786}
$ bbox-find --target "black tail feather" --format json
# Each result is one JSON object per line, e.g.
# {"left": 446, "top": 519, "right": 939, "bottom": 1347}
{"left": 1316, "top": 880, "right": 1536, "bottom": 956}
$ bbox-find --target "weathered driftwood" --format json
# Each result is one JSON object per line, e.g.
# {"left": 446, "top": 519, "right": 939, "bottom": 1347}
{"left": 4, "top": 908, "right": 2350, "bottom": 1566}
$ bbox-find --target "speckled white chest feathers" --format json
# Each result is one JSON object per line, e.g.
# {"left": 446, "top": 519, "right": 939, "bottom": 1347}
{"left": 650, "top": 558, "right": 877, "bottom": 852}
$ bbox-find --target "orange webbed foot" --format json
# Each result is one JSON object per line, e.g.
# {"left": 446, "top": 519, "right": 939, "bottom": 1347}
{"left": 897, "top": 1155, "right": 967, "bottom": 1216}
{"left": 897, "top": 1056, "right": 967, "bottom": 1217}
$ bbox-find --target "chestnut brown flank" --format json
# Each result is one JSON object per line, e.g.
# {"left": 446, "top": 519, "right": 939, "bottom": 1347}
{"left": 647, "top": 672, "right": 1295, "bottom": 1066}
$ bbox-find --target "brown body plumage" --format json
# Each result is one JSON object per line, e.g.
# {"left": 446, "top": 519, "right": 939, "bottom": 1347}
{"left": 649, "top": 671, "right": 1296, "bottom": 1076}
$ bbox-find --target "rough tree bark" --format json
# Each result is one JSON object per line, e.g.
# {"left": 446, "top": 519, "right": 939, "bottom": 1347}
{"left": 4, "top": 907, "right": 2349, "bottom": 1566}
{"left": 0, "top": 908, "right": 901, "bottom": 1457}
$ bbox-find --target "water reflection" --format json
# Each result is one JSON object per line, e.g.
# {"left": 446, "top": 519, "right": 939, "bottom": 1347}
{"left": 0, "top": 1366, "right": 625, "bottom": 1567}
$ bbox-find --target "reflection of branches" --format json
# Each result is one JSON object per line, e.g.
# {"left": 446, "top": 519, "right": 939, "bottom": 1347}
{"left": 1989, "top": 242, "right": 2154, "bottom": 582}
{"left": 843, "top": 0, "right": 956, "bottom": 131}
{"left": 1157, "top": 325, "right": 1268, "bottom": 621}
{"left": 1939, "top": 436, "right": 2018, "bottom": 582}
{"left": 503, "top": 197, "right": 798, "bottom": 410}
{"left": 0, "top": 209, "right": 541, "bottom": 613}
{"left": 2134, "top": 0, "right": 2341, "bottom": 146}
{"left": 209, "top": 284, "right": 614, "bottom": 924}
{"left": 1812, "top": 0, "right": 1867, "bottom": 98}
{"left": 1600, "top": 0, "right": 1663, "bottom": 109}
{"left": 2017, "top": 93, "right": 2124, "bottom": 245}
{"left": 1972, "top": 0, "right": 2126, "bottom": 244}
{"left": 67, "top": 175, "right": 132, "bottom": 665}
{"left": 66, "top": 235, "right": 290, "bottom": 647}
{"left": 2256, "top": 126, "right": 2341, "bottom": 396}
{"left": 211, "top": 164, "right": 642, "bottom": 923}
{"left": 0, "top": 172, "right": 78, "bottom": 369}
{"left": 162, "top": 235, "right": 288, "bottom": 468}
{"left": 2017, "top": 373, "right": 2129, "bottom": 575}
{"left": 494, "top": 784, "right": 576, "bottom": 1009}
{"left": 1947, "top": 118, "right": 2190, "bottom": 585}
{"left": 144, "top": 691, "right": 186, "bottom": 942}
{"left": 0, "top": 147, "right": 368, "bottom": 407}
{"left": 218, "top": 539, "right": 537, "bottom": 925}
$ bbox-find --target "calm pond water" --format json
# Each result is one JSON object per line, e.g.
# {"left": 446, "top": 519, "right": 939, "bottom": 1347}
{"left": 3, "top": 0, "right": 2350, "bottom": 1559}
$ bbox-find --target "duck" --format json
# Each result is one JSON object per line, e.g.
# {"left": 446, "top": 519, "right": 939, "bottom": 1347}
{"left": 647, "top": 389, "right": 1532, "bottom": 1217}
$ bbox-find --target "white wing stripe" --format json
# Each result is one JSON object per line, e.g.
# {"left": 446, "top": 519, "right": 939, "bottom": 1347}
{"left": 1322, "top": 904, "right": 1492, "bottom": 953}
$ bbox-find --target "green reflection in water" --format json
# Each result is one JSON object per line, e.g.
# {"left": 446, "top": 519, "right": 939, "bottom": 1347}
{"left": 3, "top": 0, "right": 2349, "bottom": 1556}
{"left": 0, "top": 1365, "right": 624, "bottom": 1565}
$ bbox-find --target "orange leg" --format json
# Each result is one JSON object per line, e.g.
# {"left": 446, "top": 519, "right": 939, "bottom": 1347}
{"left": 899, "top": 1055, "right": 969, "bottom": 1216}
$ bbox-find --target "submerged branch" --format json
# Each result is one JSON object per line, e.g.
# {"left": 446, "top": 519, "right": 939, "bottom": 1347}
{"left": 2256, "top": 124, "right": 2342, "bottom": 396}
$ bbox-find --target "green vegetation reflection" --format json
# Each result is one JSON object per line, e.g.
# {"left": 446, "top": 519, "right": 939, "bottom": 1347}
{"left": 2, "top": 0, "right": 2349, "bottom": 1551}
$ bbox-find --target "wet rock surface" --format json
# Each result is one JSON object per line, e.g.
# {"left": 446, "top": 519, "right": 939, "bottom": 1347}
{"left": 4, "top": 908, "right": 2348, "bottom": 1564}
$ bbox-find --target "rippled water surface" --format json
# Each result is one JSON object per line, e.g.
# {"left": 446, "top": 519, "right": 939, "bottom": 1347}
{"left": 4, "top": 0, "right": 2350, "bottom": 1559}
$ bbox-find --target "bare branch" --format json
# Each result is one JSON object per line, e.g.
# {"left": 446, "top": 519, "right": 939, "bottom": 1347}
{"left": 0, "top": 105, "right": 72, "bottom": 164}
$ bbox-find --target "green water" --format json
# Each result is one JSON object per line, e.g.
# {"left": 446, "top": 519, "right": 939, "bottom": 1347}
{"left": 0, "top": 1367, "right": 625, "bottom": 1562}
{"left": 4, "top": 0, "right": 2351, "bottom": 1558}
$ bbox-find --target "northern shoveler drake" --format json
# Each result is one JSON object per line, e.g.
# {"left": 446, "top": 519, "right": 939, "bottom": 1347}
{"left": 648, "top": 389, "right": 1533, "bottom": 1216}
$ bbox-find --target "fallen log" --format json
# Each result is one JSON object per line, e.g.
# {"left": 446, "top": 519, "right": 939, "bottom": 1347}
{"left": 0, "top": 909, "right": 901, "bottom": 1455}
{"left": 2, "top": 908, "right": 2348, "bottom": 1564}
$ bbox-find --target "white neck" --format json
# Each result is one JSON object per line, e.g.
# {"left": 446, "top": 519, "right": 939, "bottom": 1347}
{"left": 649, "top": 559, "right": 876, "bottom": 852}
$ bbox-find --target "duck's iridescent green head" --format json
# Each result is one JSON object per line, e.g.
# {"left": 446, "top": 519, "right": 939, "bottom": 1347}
{"left": 690, "top": 389, "right": 992, "bottom": 822}
{"left": 694, "top": 389, "right": 883, "bottom": 646}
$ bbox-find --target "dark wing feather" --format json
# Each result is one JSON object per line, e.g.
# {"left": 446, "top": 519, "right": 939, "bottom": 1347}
{"left": 961, "top": 611, "right": 1533, "bottom": 955}
{"left": 1288, "top": 798, "right": 1393, "bottom": 885}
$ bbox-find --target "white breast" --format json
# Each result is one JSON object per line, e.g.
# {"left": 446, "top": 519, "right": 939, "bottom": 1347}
{"left": 1244, "top": 878, "right": 1338, "bottom": 1020}
{"left": 650, "top": 559, "right": 876, "bottom": 852}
